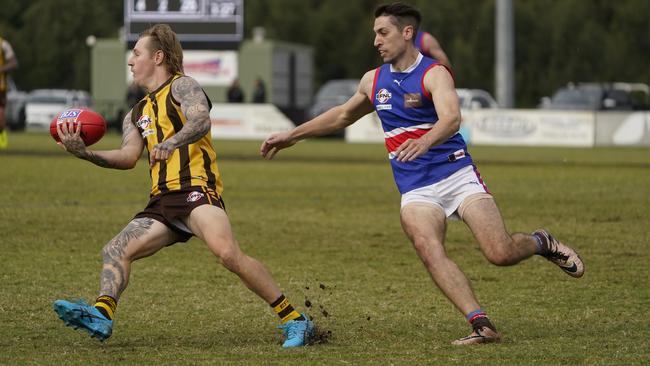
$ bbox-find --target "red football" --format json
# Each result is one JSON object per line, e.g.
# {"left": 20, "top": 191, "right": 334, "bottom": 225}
{"left": 50, "top": 108, "right": 106, "bottom": 146}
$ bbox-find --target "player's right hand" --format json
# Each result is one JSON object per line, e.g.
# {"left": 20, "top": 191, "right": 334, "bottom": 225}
{"left": 260, "top": 132, "right": 296, "bottom": 160}
{"left": 56, "top": 121, "right": 87, "bottom": 157}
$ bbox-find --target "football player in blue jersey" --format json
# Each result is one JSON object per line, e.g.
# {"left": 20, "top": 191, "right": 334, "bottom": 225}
{"left": 261, "top": 2, "right": 584, "bottom": 345}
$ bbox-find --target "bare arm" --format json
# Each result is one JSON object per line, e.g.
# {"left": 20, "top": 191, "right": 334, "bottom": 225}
{"left": 149, "top": 76, "right": 211, "bottom": 165}
{"left": 56, "top": 110, "right": 144, "bottom": 169}
{"left": 260, "top": 70, "right": 376, "bottom": 159}
{"left": 0, "top": 41, "right": 18, "bottom": 73}
{"left": 393, "top": 66, "right": 461, "bottom": 162}
{"left": 422, "top": 32, "right": 451, "bottom": 68}
{"left": 0, "top": 57, "right": 17, "bottom": 73}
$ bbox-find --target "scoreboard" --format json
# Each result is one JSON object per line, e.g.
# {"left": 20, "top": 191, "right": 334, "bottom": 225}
{"left": 124, "top": 0, "right": 244, "bottom": 49}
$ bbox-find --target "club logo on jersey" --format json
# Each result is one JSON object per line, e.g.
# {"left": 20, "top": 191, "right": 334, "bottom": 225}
{"left": 187, "top": 191, "right": 205, "bottom": 202}
{"left": 404, "top": 93, "right": 422, "bottom": 108}
{"left": 136, "top": 115, "right": 152, "bottom": 129}
{"left": 376, "top": 88, "right": 392, "bottom": 104}
{"left": 57, "top": 109, "right": 82, "bottom": 124}
{"left": 137, "top": 115, "right": 155, "bottom": 138}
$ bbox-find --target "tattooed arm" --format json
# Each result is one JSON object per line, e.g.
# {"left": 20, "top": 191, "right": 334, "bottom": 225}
{"left": 56, "top": 109, "right": 144, "bottom": 169}
{"left": 149, "top": 76, "right": 211, "bottom": 166}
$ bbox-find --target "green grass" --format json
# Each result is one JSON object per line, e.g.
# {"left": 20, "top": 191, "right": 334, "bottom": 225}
{"left": 1, "top": 131, "right": 649, "bottom": 365}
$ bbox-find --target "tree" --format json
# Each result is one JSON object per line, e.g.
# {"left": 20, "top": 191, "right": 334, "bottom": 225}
{"left": 0, "top": 0, "right": 122, "bottom": 91}
{"left": 2, "top": 0, "right": 648, "bottom": 107}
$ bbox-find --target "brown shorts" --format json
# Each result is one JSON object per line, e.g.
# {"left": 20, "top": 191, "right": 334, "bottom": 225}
{"left": 0, "top": 91, "right": 6, "bottom": 107}
{"left": 134, "top": 187, "right": 225, "bottom": 242}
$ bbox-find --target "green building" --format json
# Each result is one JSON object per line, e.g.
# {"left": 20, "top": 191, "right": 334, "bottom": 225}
{"left": 90, "top": 37, "right": 313, "bottom": 128}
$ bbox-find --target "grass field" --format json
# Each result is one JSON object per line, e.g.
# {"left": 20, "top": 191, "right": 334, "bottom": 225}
{"left": 1, "top": 131, "right": 649, "bottom": 365}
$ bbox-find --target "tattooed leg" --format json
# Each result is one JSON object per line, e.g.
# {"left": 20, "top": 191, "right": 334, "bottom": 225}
{"left": 99, "top": 217, "right": 177, "bottom": 300}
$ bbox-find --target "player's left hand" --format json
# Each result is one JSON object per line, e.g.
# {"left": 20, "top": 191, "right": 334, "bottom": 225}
{"left": 150, "top": 141, "right": 175, "bottom": 166}
{"left": 394, "top": 137, "right": 432, "bottom": 162}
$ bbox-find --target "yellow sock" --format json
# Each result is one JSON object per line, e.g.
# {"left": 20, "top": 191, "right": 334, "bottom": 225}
{"left": 0, "top": 130, "right": 7, "bottom": 149}
{"left": 94, "top": 295, "right": 117, "bottom": 320}
{"left": 270, "top": 295, "right": 302, "bottom": 324}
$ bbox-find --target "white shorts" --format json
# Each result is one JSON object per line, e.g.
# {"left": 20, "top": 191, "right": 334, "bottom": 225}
{"left": 400, "top": 165, "right": 491, "bottom": 220}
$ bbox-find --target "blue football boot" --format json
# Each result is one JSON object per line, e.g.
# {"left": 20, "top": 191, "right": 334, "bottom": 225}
{"left": 278, "top": 314, "right": 314, "bottom": 348}
{"left": 53, "top": 299, "right": 113, "bottom": 341}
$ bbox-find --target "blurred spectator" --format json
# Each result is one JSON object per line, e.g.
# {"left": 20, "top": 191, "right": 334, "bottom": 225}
{"left": 114, "top": 83, "right": 147, "bottom": 131}
{"left": 126, "top": 82, "right": 146, "bottom": 108}
{"left": 252, "top": 77, "right": 266, "bottom": 103}
{"left": 0, "top": 35, "right": 18, "bottom": 149}
{"left": 227, "top": 79, "right": 245, "bottom": 103}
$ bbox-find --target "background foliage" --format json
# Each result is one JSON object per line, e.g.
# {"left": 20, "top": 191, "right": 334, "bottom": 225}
{"left": 1, "top": 0, "right": 649, "bottom": 106}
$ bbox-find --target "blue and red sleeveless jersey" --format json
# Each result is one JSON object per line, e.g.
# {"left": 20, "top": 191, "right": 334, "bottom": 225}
{"left": 371, "top": 53, "right": 473, "bottom": 194}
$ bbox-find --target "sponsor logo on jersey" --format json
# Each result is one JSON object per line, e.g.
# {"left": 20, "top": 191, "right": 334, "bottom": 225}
{"left": 187, "top": 191, "right": 205, "bottom": 202}
{"left": 376, "top": 88, "right": 392, "bottom": 104}
{"left": 136, "top": 115, "right": 152, "bottom": 129}
{"left": 447, "top": 149, "right": 466, "bottom": 162}
{"left": 137, "top": 115, "right": 155, "bottom": 138}
{"left": 404, "top": 93, "right": 422, "bottom": 108}
{"left": 377, "top": 104, "right": 392, "bottom": 110}
{"left": 141, "top": 129, "right": 155, "bottom": 138}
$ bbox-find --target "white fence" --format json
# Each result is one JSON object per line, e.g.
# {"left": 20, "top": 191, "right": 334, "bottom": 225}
{"left": 209, "top": 103, "right": 294, "bottom": 140}
{"left": 345, "top": 109, "right": 650, "bottom": 147}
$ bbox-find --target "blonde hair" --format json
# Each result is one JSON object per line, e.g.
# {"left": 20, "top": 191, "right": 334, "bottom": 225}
{"left": 140, "top": 24, "right": 184, "bottom": 75}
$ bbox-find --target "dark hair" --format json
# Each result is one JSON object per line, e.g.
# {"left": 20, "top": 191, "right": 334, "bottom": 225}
{"left": 374, "top": 2, "right": 421, "bottom": 35}
{"left": 140, "top": 24, "right": 184, "bottom": 75}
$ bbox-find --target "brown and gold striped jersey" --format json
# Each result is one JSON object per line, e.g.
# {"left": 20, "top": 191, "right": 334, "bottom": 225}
{"left": 132, "top": 74, "right": 223, "bottom": 197}
{"left": 0, "top": 37, "right": 6, "bottom": 92}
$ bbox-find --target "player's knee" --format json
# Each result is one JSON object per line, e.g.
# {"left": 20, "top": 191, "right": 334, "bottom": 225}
{"left": 483, "top": 245, "right": 513, "bottom": 266}
{"left": 411, "top": 237, "right": 445, "bottom": 263}
{"left": 213, "top": 243, "right": 242, "bottom": 271}
{"left": 410, "top": 235, "right": 428, "bottom": 252}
